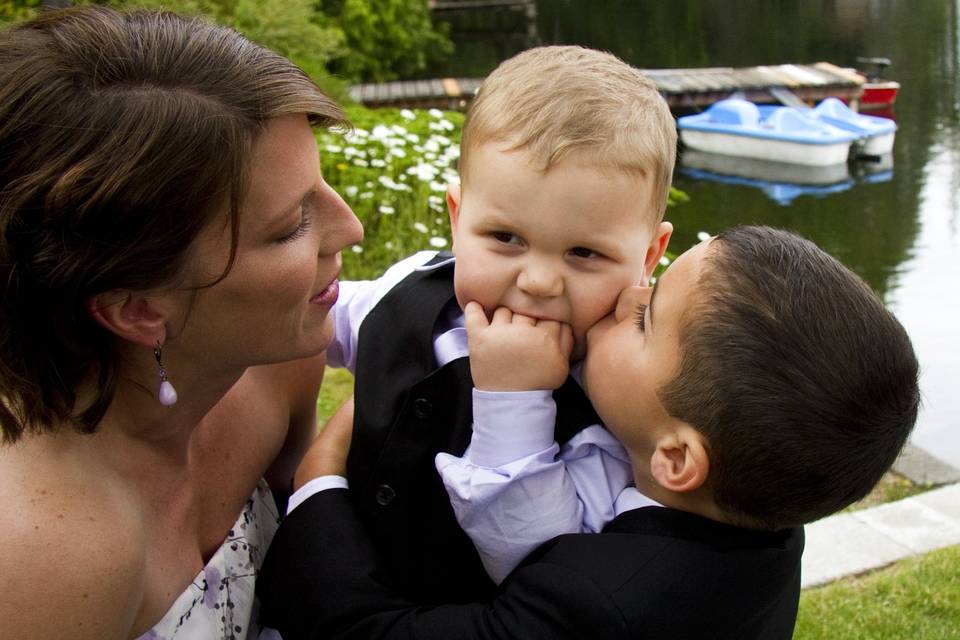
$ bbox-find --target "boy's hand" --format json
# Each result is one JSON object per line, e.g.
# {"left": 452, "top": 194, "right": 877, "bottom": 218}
{"left": 293, "top": 396, "right": 354, "bottom": 489}
{"left": 464, "top": 301, "right": 573, "bottom": 392}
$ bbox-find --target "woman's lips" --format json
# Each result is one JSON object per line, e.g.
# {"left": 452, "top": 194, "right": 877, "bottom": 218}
{"left": 310, "top": 279, "right": 339, "bottom": 306}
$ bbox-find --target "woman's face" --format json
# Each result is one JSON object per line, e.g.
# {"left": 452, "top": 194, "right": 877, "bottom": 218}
{"left": 178, "top": 114, "right": 362, "bottom": 369}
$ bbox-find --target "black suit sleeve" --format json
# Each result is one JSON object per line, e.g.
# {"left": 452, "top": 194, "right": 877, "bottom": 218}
{"left": 257, "top": 489, "right": 627, "bottom": 640}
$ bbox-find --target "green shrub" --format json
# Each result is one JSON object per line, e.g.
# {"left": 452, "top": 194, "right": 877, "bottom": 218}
{"left": 320, "top": 0, "right": 453, "bottom": 83}
{"left": 0, "top": 0, "right": 40, "bottom": 25}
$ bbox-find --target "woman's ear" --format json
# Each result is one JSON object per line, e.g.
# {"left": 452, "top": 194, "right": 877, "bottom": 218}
{"left": 649, "top": 425, "right": 709, "bottom": 493}
{"left": 85, "top": 291, "right": 169, "bottom": 348}
{"left": 446, "top": 183, "right": 462, "bottom": 252}
{"left": 642, "top": 221, "right": 673, "bottom": 285}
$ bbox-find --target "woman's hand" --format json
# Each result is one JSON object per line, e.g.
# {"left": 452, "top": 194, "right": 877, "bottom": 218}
{"left": 293, "top": 396, "right": 354, "bottom": 490}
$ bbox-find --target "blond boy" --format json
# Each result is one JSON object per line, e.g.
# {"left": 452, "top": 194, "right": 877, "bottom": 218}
{"left": 277, "top": 45, "right": 677, "bottom": 603}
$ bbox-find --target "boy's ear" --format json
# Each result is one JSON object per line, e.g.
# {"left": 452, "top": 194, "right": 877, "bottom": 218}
{"left": 446, "top": 183, "right": 462, "bottom": 252}
{"left": 85, "top": 290, "right": 170, "bottom": 348}
{"left": 641, "top": 221, "right": 673, "bottom": 285}
{"left": 649, "top": 424, "right": 709, "bottom": 494}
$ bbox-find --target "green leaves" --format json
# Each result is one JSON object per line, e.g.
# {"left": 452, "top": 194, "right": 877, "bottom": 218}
{"left": 327, "top": 0, "right": 453, "bottom": 82}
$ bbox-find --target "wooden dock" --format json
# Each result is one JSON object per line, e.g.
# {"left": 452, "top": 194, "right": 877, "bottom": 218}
{"left": 348, "top": 62, "right": 867, "bottom": 112}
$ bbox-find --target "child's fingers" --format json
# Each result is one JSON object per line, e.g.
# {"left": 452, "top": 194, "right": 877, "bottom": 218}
{"left": 464, "top": 301, "right": 489, "bottom": 333}
{"left": 511, "top": 313, "right": 536, "bottom": 326}
{"left": 536, "top": 319, "right": 561, "bottom": 338}
{"left": 491, "top": 306, "right": 513, "bottom": 325}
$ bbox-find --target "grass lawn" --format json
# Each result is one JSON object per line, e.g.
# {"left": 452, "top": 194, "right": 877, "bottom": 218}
{"left": 795, "top": 544, "right": 960, "bottom": 639}
{"left": 317, "top": 366, "right": 355, "bottom": 427}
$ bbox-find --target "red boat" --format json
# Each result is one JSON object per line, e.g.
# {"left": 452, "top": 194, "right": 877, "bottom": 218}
{"left": 854, "top": 57, "right": 900, "bottom": 110}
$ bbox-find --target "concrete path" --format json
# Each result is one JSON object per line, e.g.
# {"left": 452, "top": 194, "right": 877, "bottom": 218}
{"left": 801, "top": 444, "right": 960, "bottom": 589}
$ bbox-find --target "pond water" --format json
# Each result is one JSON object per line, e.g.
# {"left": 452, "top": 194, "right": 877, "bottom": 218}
{"left": 426, "top": 0, "right": 960, "bottom": 468}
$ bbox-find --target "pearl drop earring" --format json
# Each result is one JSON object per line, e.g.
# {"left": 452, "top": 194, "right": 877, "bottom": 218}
{"left": 154, "top": 341, "right": 178, "bottom": 407}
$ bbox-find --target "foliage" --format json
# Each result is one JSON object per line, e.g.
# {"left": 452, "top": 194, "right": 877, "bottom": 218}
{"left": 795, "top": 544, "right": 960, "bottom": 640}
{"left": 0, "top": 0, "right": 40, "bottom": 25}
{"left": 320, "top": 0, "right": 453, "bottom": 83}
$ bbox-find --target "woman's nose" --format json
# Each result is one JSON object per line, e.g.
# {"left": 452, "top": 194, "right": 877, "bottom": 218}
{"left": 322, "top": 188, "right": 364, "bottom": 253}
{"left": 517, "top": 262, "right": 563, "bottom": 297}
{"left": 614, "top": 285, "right": 652, "bottom": 322}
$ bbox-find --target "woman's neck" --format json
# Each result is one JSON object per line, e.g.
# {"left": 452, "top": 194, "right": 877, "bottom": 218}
{"left": 89, "top": 362, "right": 246, "bottom": 456}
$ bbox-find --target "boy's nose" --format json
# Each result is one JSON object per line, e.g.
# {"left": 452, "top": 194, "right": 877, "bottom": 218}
{"left": 614, "top": 285, "right": 652, "bottom": 322}
{"left": 517, "top": 263, "right": 563, "bottom": 297}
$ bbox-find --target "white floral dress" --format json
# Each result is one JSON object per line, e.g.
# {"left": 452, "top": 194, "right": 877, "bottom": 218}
{"left": 136, "top": 480, "right": 280, "bottom": 640}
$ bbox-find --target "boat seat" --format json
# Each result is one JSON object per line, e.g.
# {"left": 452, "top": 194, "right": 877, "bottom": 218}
{"left": 707, "top": 98, "right": 760, "bottom": 127}
{"left": 762, "top": 107, "right": 824, "bottom": 135}
{"left": 812, "top": 97, "right": 857, "bottom": 121}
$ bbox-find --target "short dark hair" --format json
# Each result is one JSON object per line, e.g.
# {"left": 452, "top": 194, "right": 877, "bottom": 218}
{"left": 0, "top": 7, "right": 346, "bottom": 442}
{"left": 660, "top": 226, "right": 920, "bottom": 530}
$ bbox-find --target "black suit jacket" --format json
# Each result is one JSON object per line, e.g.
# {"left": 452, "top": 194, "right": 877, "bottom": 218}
{"left": 257, "top": 489, "right": 803, "bottom": 640}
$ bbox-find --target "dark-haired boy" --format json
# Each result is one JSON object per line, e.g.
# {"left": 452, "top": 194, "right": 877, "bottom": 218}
{"left": 259, "top": 225, "right": 920, "bottom": 639}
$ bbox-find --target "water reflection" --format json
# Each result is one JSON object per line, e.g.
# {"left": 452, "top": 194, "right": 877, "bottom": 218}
{"left": 889, "top": 141, "right": 960, "bottom": 467}
{"left": 679, "top": 151, "right": 856, "bottom": 206}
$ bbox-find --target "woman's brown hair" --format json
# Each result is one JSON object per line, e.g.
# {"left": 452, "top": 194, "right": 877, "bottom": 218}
{"left": 0, "top": 6, "right": 347, "bottom": 442}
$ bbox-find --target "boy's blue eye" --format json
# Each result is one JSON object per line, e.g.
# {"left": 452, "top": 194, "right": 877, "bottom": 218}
{"left": 634, "top": 303, "right": 647, "bottom": 331}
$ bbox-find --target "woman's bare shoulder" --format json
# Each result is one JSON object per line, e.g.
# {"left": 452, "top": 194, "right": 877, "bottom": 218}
{"left": 0, "top": 436, "right": 146, "bottom": 639}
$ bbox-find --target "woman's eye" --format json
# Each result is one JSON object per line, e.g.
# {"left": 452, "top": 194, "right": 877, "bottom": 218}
{"left": 278, "top": 210, "right": 312, "bottom": 244}
{"left": 570, "top": 246, "right": 599, "bottom": 259}
{"left": 634, "top": 303, "right": 647, "bottom": 331}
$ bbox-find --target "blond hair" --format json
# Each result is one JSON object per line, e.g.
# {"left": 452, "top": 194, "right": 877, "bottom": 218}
{"left": 460, "top": 45, "right": 676, "bottom": 220}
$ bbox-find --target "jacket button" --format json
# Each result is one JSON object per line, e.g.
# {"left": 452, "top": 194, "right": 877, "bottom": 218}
{"left": 375, "top": 484, "right": 396, "bottom": 506}
{"left": 413, "top": 397, "right": 433, "bottom": 419}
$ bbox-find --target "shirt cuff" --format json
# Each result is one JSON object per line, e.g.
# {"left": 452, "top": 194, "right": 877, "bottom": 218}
{"left": 286, "top": 475, "right": 348, "bottom": 515}
{"left": 468, "top": 388, "right": 556, "bottom": 467}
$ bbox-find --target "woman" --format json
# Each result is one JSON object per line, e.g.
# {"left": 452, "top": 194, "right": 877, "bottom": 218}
{"left": 0, "top": 6, "right": 362, "bottom": 638}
